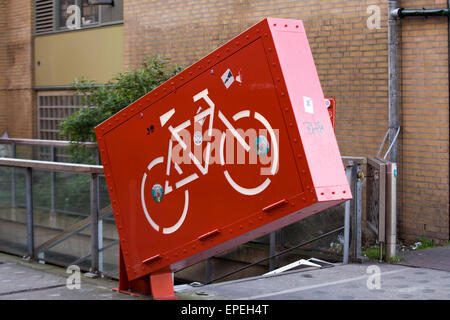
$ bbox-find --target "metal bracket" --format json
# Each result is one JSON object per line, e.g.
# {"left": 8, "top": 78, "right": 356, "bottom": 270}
{"left": 377, "top": 126, "right": 401, "bottom": 160}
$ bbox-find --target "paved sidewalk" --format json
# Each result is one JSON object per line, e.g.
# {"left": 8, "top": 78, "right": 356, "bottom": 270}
{"left": 0, "top": 253, "right": 150, "bottom": 300}
{"left": 396, "top": 244, "right": 450, "bottom": 272}
{"left": 177, "top": 262, "right": 450, "bottom": 300}
{"left": 2, "top": 251, "right": 450, "bottom": 300}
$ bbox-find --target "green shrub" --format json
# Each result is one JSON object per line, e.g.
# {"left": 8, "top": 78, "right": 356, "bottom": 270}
{"left": 58, "top": 55, "right": 182, "bottom": 162}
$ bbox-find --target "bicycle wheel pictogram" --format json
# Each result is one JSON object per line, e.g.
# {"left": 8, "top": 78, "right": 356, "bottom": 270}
{"left": 140, "top": 156, "right": 189, "bottom": 234}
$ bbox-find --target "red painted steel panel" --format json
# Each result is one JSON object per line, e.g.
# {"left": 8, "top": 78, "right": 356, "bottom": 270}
{"left": 95, "top": 18, "right": 351, "bottom": 281}
{"left": 325, "top": 97, "right": 336, "bottom": 131}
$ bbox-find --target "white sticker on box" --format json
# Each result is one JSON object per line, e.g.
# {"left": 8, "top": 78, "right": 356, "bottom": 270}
{"left": 221, "top": 69, "right": 234, "bottom": 89}
{"left": 303, "top": 96, "right": 314, "bottom": 114}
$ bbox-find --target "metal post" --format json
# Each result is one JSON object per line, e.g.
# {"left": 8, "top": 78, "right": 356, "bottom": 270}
{"left": 10, "top": 143, "right": 16, "bottom": 207}
{"left": 354, "top": 164, "right": 363, "bottom": 260}
{"left": 90, "top": 173, "right": 99, "bottom": 274}
{"left": 98, "top": 218, "right": 103, "bottom": 273}
{"left": 205, "top": 258, "right": 211, "bottom": 283}
{"left": 386, "top": 162, "right": 397, "bottom": 260}
{"left": 26, "top": 167, "right": 34, "bottom": 259}
{"left": 50, "top": 145, "right": 56, "bottom": 213}
{"left": 388, "top": 0, "right": 400, "bottom": 163}
{"left": 343, "top": 165, "right": 352, "bottom": 264}
{"left": 95, "top": 149, "right": 101, "bottom": 212}
{"left": 269, "top": 232, "right": 278, "bottom": 271}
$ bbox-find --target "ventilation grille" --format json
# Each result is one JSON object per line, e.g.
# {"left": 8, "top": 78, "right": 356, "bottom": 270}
{"left": 35, "top": 0, "right": 54, "bottom": 34}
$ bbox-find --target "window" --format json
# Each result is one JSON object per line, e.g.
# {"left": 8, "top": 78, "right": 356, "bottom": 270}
{"left": 37, "top": 92, "right": 83, "bottom": 140}
{"left": 35, "top": 0, "right": 123, "bottom": 35}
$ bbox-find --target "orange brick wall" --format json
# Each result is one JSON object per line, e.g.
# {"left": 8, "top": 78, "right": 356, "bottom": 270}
{"left": 0, "top": 1, "right": 447, "bottom": 243}
{"left": 0, "top": 1, "right": 35, "bottom": 139}
{"left": 399, "top": 0, "right": 449, "bottom": 242}
{"left": 124, "top": 0, "right": 449, "bottom": 243}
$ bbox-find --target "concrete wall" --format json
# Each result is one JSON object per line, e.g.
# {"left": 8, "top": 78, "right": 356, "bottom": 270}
{"left": 34, "top": 25, "right": 124, "bottom": 86}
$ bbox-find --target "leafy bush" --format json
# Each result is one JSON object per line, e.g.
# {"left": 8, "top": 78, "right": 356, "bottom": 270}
{"left": 58, "top": 55, "right": 182, "bottom": 161}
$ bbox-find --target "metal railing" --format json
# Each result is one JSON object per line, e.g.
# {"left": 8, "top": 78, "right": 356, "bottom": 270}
{"left": 0, "top": 137, "right": 368, "bottom": 282}
{"left": 0, "top": 157, "right": 110, "bottom": 274}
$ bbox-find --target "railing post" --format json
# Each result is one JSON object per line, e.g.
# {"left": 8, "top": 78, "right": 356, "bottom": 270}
{"left": 355, "top": 164, "right": 363, "bottom": 260}
{"left": 26, "top": 167, "right": 34, "bottom": 259}
{"left": 205, "top": 258, "right": 211, "bottom": 283}
{"left": 96, "top": 149, "right": 101, "bottom": 212}
{"left": 90, "top": 173, "right": 99, "bottom": 274}
{"left": 50, "top": 145, "right": 56, "bottom": 213}
{"left": 11, "top": 143, "right": 16, "bottom": 207}
{"left": 343, "top": 164, "right": 352, "bottom": 264}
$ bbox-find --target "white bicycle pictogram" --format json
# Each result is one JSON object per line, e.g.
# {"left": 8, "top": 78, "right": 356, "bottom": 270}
{"left": 140, "top": 88, "right": 279, "bottom": 234}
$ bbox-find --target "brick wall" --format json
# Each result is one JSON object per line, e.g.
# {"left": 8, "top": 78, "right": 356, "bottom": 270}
{"left": 0, "top": 0, "right": 35, "bottom": 139}
{"left": 124, "top": 0, "right": 450, "bottom": 243}
{"left": 399, "top": 0, "right": 449, "bottom": 242}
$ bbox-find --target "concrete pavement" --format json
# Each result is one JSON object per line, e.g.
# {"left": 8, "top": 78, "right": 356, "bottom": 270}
{"left": 177, "top": 262, "right": 450, "bottom": 300}
{"left": 1, "top": 246, "right": 450, "bottom": 300}
{"left": 0, "top": 252, "right": 150, "bottom": 300}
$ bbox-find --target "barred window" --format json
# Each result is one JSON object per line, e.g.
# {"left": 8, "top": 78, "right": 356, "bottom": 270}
{"left": 37, "top": 92, "right": 83, "bottom": 140}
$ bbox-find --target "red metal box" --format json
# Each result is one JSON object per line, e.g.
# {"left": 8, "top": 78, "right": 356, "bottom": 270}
{"left": 95, "top": 18, "right": 351, "bottom": 285}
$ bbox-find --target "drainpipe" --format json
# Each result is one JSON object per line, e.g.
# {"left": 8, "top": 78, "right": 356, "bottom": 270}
{"left": 387, "top": 0, "right": 399, "bottom": 261}
{"left": 388, "top": 1, "right": 400, "bottom": 165}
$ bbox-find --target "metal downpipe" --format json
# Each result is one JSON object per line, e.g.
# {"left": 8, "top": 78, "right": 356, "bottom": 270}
{"left": 387, "top": 0, "right": 399, "bottom": 260}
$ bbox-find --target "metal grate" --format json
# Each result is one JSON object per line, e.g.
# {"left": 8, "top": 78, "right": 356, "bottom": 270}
{"left": 37, "top": 93, "right": 82, "bottom": 140}
{"left": 35, "top": 0, "right": 55, "bottom": 34}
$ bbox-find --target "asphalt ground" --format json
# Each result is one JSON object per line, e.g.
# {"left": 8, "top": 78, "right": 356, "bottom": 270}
{"left": 1, "top": 245, "right": 449, "bottom": 300}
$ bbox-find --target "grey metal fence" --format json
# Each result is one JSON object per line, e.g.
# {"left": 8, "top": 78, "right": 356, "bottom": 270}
{"left": 0, "top": 137, "right": 368, "bottom": 282}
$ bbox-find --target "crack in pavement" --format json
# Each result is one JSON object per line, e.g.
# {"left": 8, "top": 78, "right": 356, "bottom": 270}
{"left": 0, "top": 284, "right": 67, "bottom": 297}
